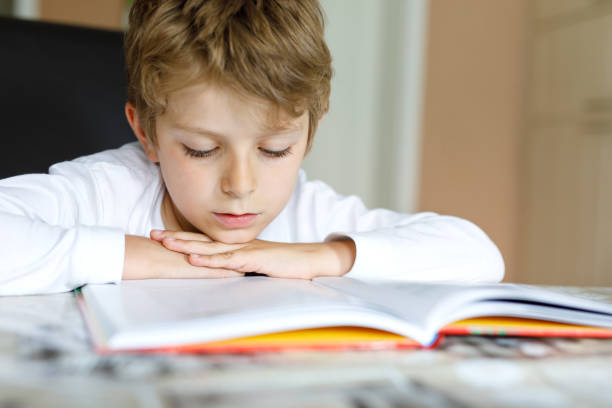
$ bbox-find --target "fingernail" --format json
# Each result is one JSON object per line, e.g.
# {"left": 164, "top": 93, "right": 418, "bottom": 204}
{"left": 191, "top": 254, "right": 200, "bottom": 258}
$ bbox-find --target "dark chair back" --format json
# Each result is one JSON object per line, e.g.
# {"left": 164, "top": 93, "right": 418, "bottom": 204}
{"left": 0, "top": 17, "right": 134, "bottom": 179}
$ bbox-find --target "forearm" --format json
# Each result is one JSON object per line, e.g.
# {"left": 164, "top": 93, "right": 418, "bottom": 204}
{"left": 336, "top": 214, "right": 505, "bottom": 282}
{"left": 0, "top": 212, "right": 124, "bottom": 295}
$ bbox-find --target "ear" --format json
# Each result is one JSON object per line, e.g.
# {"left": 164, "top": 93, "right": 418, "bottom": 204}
{"left": 125, "top": 102, "right": 159, "bottom": 163}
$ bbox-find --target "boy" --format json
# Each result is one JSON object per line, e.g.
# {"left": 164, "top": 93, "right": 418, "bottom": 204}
{"left": 0, "top": 0, "right": 504, "bottom": 296}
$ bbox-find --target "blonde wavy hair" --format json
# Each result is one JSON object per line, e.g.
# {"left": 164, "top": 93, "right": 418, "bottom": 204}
{"left": 125, "top": 0, "right": 332, "bottom": 152}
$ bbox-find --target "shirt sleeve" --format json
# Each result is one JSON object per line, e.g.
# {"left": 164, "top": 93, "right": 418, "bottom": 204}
{"left": 0, "top": 162, "right": 125, "bottom": 296}
{"left": 293, "top": 173, "right": 505, "bottom": 283}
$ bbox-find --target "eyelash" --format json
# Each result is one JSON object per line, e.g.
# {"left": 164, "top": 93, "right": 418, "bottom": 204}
{"left": 262, "top": 147, "right": 292, "bottom": 158}
{"left": 182, "top": 145, "right": 292, "bottom": 159}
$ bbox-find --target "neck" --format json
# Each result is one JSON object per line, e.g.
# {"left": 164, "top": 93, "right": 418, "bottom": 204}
{"left": 161, "top": 190, "right": 198, "bottom": 232}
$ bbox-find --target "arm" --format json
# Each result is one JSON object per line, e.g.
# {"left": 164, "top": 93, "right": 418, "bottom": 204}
{"left": 330, "top": 211, "right": 505, "bottom": 283}
{"left": 0, "top": 171, "right": 126, "bottom": 295}
{"left": 150, "top": 173, "right": 503, "bottom": 283}
{"left": 301, "top": 177, "right": 505, "bottom": 283}
{"left": 0, "top": 166, "right": 242, "bottom": 295}
{"left": 152, "top": 213, "right": 502, "bottom": 283}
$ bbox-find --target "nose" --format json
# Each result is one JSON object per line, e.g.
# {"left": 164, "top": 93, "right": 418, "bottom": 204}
{"left": 221, "top": 153, "right": 257, "bottom": 199}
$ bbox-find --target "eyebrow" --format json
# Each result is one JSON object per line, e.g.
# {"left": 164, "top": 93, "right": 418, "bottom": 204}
{"left": 173, "top": 123, "right": 303, "bottom": 139}
{"left": 173, "top": 124, "right": 225, "bottom": 138}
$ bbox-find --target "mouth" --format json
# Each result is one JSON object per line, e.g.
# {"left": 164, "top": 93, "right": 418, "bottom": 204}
{"left": 213, "top": 212, "right": 260, "bottom": 229}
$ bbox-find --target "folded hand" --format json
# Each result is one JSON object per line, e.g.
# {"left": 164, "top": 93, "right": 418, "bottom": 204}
{"left": 150, "top": 229, "right": 355, "bottom": 280}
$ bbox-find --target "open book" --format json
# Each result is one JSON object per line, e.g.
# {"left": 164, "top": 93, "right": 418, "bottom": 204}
{"left": 77, "top": 276, "right": 612, "bottom": 353}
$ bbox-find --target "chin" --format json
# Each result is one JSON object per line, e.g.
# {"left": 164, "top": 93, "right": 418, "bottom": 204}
{"left": 211, "top": 230, "right": 258, "bottom": 244}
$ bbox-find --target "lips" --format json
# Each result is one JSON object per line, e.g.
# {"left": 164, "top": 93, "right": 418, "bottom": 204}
{"left": 213, "top": 212, "right": 259, "bottom": 228}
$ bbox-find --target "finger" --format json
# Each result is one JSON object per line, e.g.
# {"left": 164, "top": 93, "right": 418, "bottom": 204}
{"left": 151, "top": 229, "right": 213, "bottom": 242}
{"left": 189, "top": 252, "right": 257, "bottom": 273}
{"left": 162, "top": 238, "right": 247, "bottom": 255}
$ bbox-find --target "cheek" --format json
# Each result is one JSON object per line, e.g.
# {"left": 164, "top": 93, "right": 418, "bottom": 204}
{"left": 160, "top": 156, "right": 211, "bottom": 202}
{"left": 260, "top": 161, "right": 302, "bottom": 204}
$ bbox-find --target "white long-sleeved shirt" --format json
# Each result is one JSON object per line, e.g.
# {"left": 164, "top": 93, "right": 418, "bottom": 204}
{"left": 0, "top": 142, "right": 504, "bottom": 295}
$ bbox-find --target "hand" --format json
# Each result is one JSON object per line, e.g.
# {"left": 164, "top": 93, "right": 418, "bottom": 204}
{"left": 150, "top": 229, "right": 213, "bottom": 243}
{"left": 122, "top": 234, "right": 244, "bottom": 280}
{"left": 150, "top": 230, "right": 356, "bottom": 280}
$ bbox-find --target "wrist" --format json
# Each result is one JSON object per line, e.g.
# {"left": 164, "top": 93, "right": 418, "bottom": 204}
{"left": 124, "top": 235, "right": 163, "bottom": 279}
{"left": 123, "top": 234, "right": 187, "bottom": 279}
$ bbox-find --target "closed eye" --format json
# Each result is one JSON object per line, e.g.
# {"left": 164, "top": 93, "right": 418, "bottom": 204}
{"left": 260, "top": 147, "right": 292, "bottom": 158}
{"left": 183, "top": 144, "right": 292, "bottom": 159}
{"left": 183, "top": 145, "right": 218, "bottom": 158}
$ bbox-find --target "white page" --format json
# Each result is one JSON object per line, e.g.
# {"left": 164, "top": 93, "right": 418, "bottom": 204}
{"left": 82, "top": 277, "right": 438, "bottom": 349}
{"left": 313, "top": 278, "right": 612, "bottom": 332}
{"left": 441, "top": 300, "right": 612, "bottom": 329}
{"left": 85, "top": 276, "right": 365, "bottom": 329}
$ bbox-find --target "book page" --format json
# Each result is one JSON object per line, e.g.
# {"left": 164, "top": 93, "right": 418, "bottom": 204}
{"left": 85, "top": 276, "right": 366, "bottom": 328}
{"left": 313, "top": 278, "right": 612, "bottom": 331}
{"left": 313, "top": 278, "right": 492, "bottom": 329}
{"left": 524, "top": 285, "right": 612, "bottom": 304}
{"left": 82, "top": 277, "right": 438, "bottom": 349}
{"left": 83, "top": 277, "right": 612, "bottom": 350}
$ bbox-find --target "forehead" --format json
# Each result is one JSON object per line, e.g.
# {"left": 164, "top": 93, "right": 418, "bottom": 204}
{"left": 163, "top": 82, "right": 306, "bottom": 133}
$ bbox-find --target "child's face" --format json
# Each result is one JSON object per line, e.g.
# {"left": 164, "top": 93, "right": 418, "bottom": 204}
{"left": 142, "top": 83, "right": 309, "bottom": 244}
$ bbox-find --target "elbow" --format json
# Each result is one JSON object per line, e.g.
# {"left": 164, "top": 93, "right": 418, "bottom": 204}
{"left": 450, "top": 215, "right": 505, "bottom": 283}
{"left": 472, "top": 231, "right": 505, "bottom": 283}
{"left": 484, "top": 242, "right": 505, "bottom": 282}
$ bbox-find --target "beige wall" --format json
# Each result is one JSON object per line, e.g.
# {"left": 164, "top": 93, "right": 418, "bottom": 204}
{"left": 419, "top": 0, "right": 527, "bottom": 282}
{"left": 40, "top": 0, "right": 124, "bottom": 30}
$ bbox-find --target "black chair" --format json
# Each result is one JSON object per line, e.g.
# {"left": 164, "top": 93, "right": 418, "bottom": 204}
{"left": 0, "top": 17, "right": 134, "bottom": 179}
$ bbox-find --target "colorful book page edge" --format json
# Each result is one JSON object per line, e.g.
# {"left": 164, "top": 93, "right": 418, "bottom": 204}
{"left": 442, "top": 317, "right": 612, "bottom": 338}
{"left": 97, "top": 327, "right": 435, "bottom": 355}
